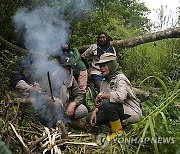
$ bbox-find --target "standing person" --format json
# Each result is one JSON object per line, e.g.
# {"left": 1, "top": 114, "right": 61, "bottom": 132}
{"left": 81, "top": 32, "right": 116, "bottom": 89}
{"left": 86, "top": 53, "right": 142, "bottom": 142}
{"left": 62, "top": 43, "right": 88, "bottom": 94}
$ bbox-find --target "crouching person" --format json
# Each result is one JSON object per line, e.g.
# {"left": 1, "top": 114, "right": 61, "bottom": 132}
{"left": 86, "top": 53, "right": 142, "bottom": 142}
{"left": 51, "top": 58, "right": 88, "bottom": 126}
{"left": 10, "top": 60, "right": 40, "bottom": 103}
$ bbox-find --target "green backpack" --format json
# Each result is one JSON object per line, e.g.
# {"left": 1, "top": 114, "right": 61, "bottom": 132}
{"left": 85, "top": 85, "right": 97, "bottom": 112}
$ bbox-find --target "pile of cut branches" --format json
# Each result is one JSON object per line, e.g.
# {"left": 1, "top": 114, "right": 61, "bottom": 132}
{"left": 0, "top": 93, "right": 98, "bottom": 154}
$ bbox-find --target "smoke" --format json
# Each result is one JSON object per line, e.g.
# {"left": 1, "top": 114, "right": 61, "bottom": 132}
{"left": 13, "top": 6, "right": 70, "bottom": 54}
{"left": 13, "top": 0, "right": 92, "bottom": 127}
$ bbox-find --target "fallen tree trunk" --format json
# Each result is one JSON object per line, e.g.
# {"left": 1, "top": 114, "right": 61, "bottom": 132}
{"left": 78, "top": 27, "right": 180, "bottom": 52}
{"left": 0, "top": 27, "right": 180, "bottom": 55}
{"left": 0, "top": 35, "right": 28, "bottom": 55}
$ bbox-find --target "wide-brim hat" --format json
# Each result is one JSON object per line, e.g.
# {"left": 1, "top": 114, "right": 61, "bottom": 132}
{"left": 96, "top": 53, "right": 117, "bottom": 65}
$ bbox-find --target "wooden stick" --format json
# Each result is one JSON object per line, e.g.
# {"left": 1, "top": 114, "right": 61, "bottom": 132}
{"left": 47, "top": 140, "right": 63, "bottom": 151}
{"left": 47, "top": 71, "right": 54, "bottom": 101}
{"left": 9, "top": 123, "right": 30, "bottom": 154}
{"left": 41, "top": 139, "right": 63, "bottom": 148}
{"left": 34, "top": 135, "right": 43, "bottom": 147}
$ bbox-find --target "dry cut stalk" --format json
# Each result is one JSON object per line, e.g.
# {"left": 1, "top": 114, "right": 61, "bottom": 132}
{"left": 10, "top": 123, "right": 30, "bottom": 154}
{"left": 28, "top": 129, "right": 56, "bottom": 148}
{"left": 57, "top": 120, "right": 68, "bottom": 139}
{"left": 43, "top": 139, "right": 63, "bottom": 151}
{"left": 62, "top": 141, "right": 98, "bottom": 146}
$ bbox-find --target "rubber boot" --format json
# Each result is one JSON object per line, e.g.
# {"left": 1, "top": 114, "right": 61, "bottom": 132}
{"left": 106, "top": 119, "right": 124, "bottom": 141}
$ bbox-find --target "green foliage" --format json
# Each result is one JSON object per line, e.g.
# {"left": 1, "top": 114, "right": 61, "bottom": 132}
{"left": 0, "top": 95, "right": 45, "bottom": 153}
{"left": 0, "top": 0, "right": 26, "bottom": 41}
{"left": 0, "top": 50, "right": 19, "bottom": 96}
{"left": 118, "top": 0, "right": 150, "bottom": 29}
{"left": 91, "top": 0, "right": 150, "bottom": 29}
{"left": 71, "top": 0, "right": 149, "bottom": 46}
{"left": 135, "top": 77, "right": 180, "bottom": 154}
{"left": 120, "top": 39, "right": 180, "bottom": 86}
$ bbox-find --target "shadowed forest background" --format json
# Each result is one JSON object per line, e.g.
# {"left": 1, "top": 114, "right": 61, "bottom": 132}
{"left": 0, "top": 0, "right": 179, "bottom": 153}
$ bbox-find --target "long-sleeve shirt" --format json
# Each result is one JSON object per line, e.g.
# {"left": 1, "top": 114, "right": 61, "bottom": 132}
{"left": 99, "top": 73, "right": 142, "bottom": 124}
{"left": 51, "top": 69, "right": 83, "bottom": 106}
{"left": 81, "top": 44, "right": 116, "bottom": 75}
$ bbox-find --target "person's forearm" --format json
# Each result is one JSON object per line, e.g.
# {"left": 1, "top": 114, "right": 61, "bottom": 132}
{"left": 70, "top": 101, "right": 78, "bottom": 107}
{"left": 99, "top": 93, "right": 110, "bottom": 99}
{"left": 94, "top": 108, "right": 99, "bottom": 113}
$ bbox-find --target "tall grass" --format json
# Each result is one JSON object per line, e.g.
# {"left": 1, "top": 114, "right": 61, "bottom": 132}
{"left": 120, "top": 39, "right": 180, "bottom": 86}
{"left": 135, "top": 77, "right": 180, "bottom": 154}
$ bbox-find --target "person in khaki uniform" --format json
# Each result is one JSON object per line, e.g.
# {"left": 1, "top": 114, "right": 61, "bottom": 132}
{"left": 50, "top": 58, "right": 88, "bottom": 122}
{"left": 81, "top": 32, "right": 116, "bottom": 89}
{"left": 86, "top": 53, "right": 142, "bottom": 142}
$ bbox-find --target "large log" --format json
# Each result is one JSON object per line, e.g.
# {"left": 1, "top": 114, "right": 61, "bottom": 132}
{"left": 78, "top": 27, "right": 180, "bottom": 53}
{"left": 0, "top": 27, "right": 180, "bottom": 55}
{"left": 0, "top": 35, "right": 28, "bottom": 55}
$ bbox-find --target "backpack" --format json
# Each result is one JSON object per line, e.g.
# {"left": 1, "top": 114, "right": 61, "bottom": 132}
{"left": 85, "top": 84, "right": 97, "bottom": 112}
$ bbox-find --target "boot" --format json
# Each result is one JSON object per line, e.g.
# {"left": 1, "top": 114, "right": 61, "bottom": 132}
{"left": 106, "top": 119, "right": 124, "bottom": 141}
